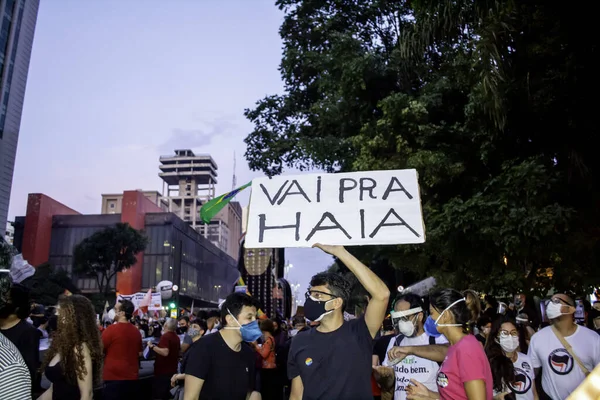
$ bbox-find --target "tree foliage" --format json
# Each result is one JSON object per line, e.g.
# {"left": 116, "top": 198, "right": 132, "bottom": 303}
{"left": 73, "top": 223, "right": 148, "bottom": 298}
{"left": 245, "top": 0, "right": 600, "bottom": 295}
{"left": 21, "top": 263, "right": 80, "bottom": 306}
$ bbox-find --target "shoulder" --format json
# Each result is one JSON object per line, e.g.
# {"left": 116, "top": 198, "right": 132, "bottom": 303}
{"left": 575, "top": 325, "right": 600, "bottom": 341}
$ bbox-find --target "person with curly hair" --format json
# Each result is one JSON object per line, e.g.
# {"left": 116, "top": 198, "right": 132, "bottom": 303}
{"left": 38, "top": 295, "right": 103, "bottom": 400}
{"left": 485, "top": 315, "right": 537, "bottom": 400}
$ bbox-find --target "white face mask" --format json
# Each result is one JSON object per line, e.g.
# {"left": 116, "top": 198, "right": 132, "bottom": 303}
{"left": 546, "top": 302, "right": 563, "bottom": 320}
{"left": 397, "top": 317, "right": 417, "bottom": 337}
{"left": 499, "top": 336, "right": 519, "bottom": 353}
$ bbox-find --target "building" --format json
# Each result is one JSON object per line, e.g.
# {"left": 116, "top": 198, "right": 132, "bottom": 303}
{"left": 4, "top": 220, "right": 13, "bottom": 244}
{"left": 12, "top": 191, "right": 239, "bottom": 306}
{"left": 101, "top": 190, "right": 167, "bottom": 214}
{"left": 0, "top": 0, "right": 40, "bottom": 231}
{"left": 159, "top": 149, "right": 242, "bottom": 259}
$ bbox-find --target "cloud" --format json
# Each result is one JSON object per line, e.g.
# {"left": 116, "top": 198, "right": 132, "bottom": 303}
{"left": 158, "top": 119, "right": 238, "bottom": 154}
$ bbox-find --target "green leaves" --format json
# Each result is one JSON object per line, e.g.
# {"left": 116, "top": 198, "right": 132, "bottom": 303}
{"left": 244, "top": 0, "right": 600, "bottom": 295}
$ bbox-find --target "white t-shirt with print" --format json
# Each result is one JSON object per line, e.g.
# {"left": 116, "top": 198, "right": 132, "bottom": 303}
{"left": 492, "top": 352, "right": 535, "bottom": 400}
{"left": 528, "top": 325, "right": 600, "bottom": 400}
{"left": 383, "top": 332, "right": 448, "bottom": 400}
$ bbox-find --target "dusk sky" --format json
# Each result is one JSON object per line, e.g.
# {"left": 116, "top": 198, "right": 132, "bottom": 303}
{"left": 8, "top": 0, "right": 332, "bottom": 298}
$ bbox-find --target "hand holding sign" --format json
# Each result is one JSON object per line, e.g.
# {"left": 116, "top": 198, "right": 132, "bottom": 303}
{"left": 312, "top": 243, "right": 347, "bottom": 257}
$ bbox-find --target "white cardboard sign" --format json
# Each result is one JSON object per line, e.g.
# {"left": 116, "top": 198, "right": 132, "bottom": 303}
{"left": 117, "top": 292, "right": 163, "bottom": 311}
{"left": 245, "top": 169, "right": 425, "bottom": 248}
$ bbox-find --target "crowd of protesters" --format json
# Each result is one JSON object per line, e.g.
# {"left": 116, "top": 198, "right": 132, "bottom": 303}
{"left": 2, "top": 244, "right": 600, "bottom": 400}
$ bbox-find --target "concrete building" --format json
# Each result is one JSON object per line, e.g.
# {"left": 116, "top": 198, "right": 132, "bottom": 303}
{"left": 101, "top": 190, "right": 167, "bottom": 214}
{"left": 159, "top": 150, "right": 242, "bottom": 259}
{"left": 4, "top": 220, "right": 13, "bottom": 244}
{"left": 0, "top": 0, "right": 40, "bottom": 231}
{"left": 13, "top": 191, "right": 239, "bottom": 306}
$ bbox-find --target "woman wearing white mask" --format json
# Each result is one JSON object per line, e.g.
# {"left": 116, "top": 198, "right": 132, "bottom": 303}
{"left": 373, "top": 294, "right": 448, "bottom": 400}
{"left": 391, "top": 288, "right": 493, "bottom": 400}
{"left": 485, "top": 316, "right": 538, "bottom": 400}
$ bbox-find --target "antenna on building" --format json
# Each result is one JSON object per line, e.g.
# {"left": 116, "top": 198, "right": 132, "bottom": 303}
{"left": 232, "top": 151, "right": 237, "bottom": 191}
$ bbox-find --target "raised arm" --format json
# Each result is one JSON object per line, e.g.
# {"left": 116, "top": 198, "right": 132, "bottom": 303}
{"left": 314, "top": 244, "right": 390, "bottom": 338}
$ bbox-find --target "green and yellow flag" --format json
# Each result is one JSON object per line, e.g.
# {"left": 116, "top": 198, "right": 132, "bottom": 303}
{"left": 199, "top": 182, "right": 252, "bottom": 224}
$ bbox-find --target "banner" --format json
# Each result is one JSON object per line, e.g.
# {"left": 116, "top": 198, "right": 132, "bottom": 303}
{"left": 117, "top": 292, "right": 162, "bottom": 311}
{"left": 245, "top": 169, "right": 425, "bottom": 248}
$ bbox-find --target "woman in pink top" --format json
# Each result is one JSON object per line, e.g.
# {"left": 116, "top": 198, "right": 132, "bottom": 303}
{"left": 405, "top": 288, "right": 494, "bottom": 400}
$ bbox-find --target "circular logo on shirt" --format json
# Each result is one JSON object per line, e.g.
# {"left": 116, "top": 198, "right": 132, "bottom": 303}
{"left": 305, "top": 358, "right": 313, "bottom": 366}
{"left": 548, "top": 348, "right": 574, "bottom": 375}
{"left": 436, "top": 372, "right": 449, "bottom": 388}
{"left": 521, "top": 361, "right": 531, "bottom": 373}
{"left": 509, "top": 367, "right": 532, "bottom": 395}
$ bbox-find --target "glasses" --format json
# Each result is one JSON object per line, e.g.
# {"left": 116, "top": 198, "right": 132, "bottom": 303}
{"left": 550, "top": 298, "right": 573, "bottom": 307}
{"left": 499, "top": 330, "right": 519, "bottom": 338}
{"left": 305, "top": 290, "right": 337, "bottom": 301}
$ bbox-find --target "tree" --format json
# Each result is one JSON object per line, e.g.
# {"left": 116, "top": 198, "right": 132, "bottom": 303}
{"left": 244, "top": 0, "right": 600, "bottom": 295}
{"left": 73, "top": 223, "right": 148, "bottom": 299}
{"left": 21, "top": 263, "right": 80, "bottom": 305}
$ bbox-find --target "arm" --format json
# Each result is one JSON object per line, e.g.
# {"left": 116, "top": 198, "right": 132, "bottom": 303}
{"left": 389, "top": 344, "right": 449, "bottom": 363}
{"left": 149, "top": 341, "right": 170, "bottom": 357}
{"left": 0, "top": 359, "right": 32, "bottom": 400}
{"left": 255, "top": 337, "right": 274, "bottom": 359}
{"left": 464, "top": 380, "right": 487, "bottom": 400}
{"left": 183, "top": 375, "right": 204, "bottom": 400}
{"left": 314, "top": 245, "right": 390, "bottom": 338}
{"left": 532, "top": 379, "right": 539, "bottom": 400}
{"left": 289, "top": 376, "right": 304, "bottom": 400}
{"left": 75, "top": 344, "right": 93, "bottom": 400}
{"left": 247, "top": 391, "right": 262, "bottom": 400}
{"left": 37, "top": 385, "right": 52, "bottom": 400}
{"left": 372, "top": 354, "right": 380, "bottom": 366}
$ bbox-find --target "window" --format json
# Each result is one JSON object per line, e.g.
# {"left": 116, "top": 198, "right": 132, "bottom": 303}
{"left": 109, "top": 203, "right": 115, "bottom": 209}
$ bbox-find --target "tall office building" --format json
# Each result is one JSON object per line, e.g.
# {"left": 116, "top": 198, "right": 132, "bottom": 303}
{"left": 0, "top": 0, "right": 39, "bottom": 230}
{"left": 159, "top": 149, "right": 242, "bottom": 259}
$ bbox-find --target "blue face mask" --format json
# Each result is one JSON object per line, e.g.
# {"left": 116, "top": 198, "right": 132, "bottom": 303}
{"left": 424, "top": 316, "right": 442, "bottom": 337}
{"left": 239, "top": 320, "right": 262, "bottom": 342}
{"left": 225, "top": 308, "right": 262, "bottom": 342}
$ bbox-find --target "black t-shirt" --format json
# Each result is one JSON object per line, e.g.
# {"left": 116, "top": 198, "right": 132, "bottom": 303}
{"left": 373, "top": 334, "right": 394, "bottom": 363}
{"left": 184, "top": 331, "right": 255, "bottom": 400}
{"left": 1, "top": 319, "right": 40, "bottom": 383}
{"left": 288, "top": 316, "right": 373, "bottom": 400}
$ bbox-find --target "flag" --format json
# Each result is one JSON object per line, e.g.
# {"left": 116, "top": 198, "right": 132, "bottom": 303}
{"left": 200, "top": 182, "right": 252, "bottom": 224}
{"left": 138, "top": 289, "right": 152, "bottom": 316}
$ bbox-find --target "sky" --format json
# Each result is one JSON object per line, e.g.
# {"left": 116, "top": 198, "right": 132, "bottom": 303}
{"left": 8, "top": 0, "right": 332, "bottom": 299}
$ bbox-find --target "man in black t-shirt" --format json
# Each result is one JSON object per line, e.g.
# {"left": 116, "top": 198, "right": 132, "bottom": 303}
{"left": 183, "top": 293, "right": 261, "bottom": 400}
{"left": 288, "top": 244, "right": 390, "bottom": 400}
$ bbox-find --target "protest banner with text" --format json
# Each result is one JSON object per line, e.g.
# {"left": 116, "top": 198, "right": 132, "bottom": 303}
{"left": 245, "top": 169, "right": 425, "bottom": 248}
{"left": 117, "top": 292, "right": 163, "bottom": 311}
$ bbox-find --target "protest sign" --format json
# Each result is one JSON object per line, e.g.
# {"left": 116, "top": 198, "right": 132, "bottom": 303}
{"left": 117, "top": 291, "right": 163, "bottom": 311}
{"left": 245, "top": 169, "right": 425, "bottom": 248}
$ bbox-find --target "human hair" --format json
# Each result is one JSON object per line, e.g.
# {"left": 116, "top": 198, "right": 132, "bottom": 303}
{"left": 485, "top": 295, "right": 498, "bottom": 311}
{"left": 164, "top": 318, "right": 177, "bottom": 332}
{"left": 462, "top": 290, "right": 481, "bottom": 324}
{"left": 429, "top": 288, "right": 476, "bottom": 333}
{"left": 220, "top": 292, "right": 260, "bottom": 326}
{"left": 393, "top": 294, "right": 424, "bottom": 311}
{"left": 292, "top": 315, "right": 306, "bottom": 326}
{"left": 41, "top": 295, "right": 103, "bottom": 387}
{"left": 260, "top": 319, "right": 276, "bottom": 335}
{"left": 485, "top": 315, "right": 517, "bottom": 393}
{"left": 179, "top": 316, "right": 190, "bottom": 324}
{"left": 309, "top": 272, "right": 351, "bottom": 312}
{"left": 118, "top": 299, "right": 135, "bottom": 320}
{"left": 208, "top": 310, "right": 221, "bottom": 320}
{"left": 477, "top": 315, "right": 492, "bottom": 329}
{"left": 196, "top": 310, "right": 208, "bottom": 320}
{"left": 10, "top": 284, "right": 32, "bottom": 320}
{"left": 191, "top": 319, "right": 208, "bottom": 336}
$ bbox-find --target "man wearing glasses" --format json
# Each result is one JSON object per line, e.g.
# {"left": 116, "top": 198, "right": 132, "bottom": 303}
{"left": 288, "top": 244, "right": 390, "bottom": 400}
{"left": 528, "top": 293, "right": 600, "bottom": 399}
